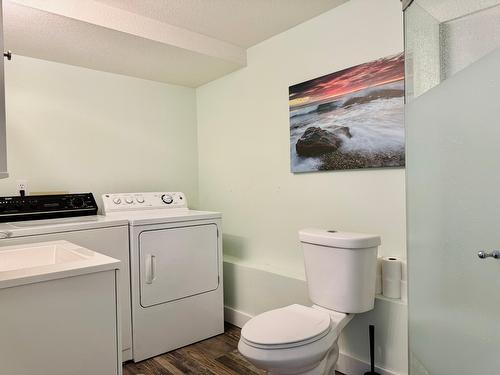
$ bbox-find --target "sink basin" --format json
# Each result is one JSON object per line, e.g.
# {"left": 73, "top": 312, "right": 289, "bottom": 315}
{"left": 0, "top": 240, "right": 120, "bottom": 289}
{"left": 0, "top": 243, "right": 89, "bottom": 272}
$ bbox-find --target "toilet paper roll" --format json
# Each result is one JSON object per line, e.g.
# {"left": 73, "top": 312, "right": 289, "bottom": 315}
{"left": 376, "top": 257, "right": 383, "bottom": 276}
{"left": 382, "top": 256, "right": 402, "bottom": 281}
{"left": 401, "top": 260, "right": 407, "bottom": 282}
{"left": 375, "top": 275, "right": 382, "bottom": 295}
{"left": 382, "top": 278, "right": 401, "bottom": 299}
{"left": 400, "top": 280, "right": 407, "bottom": 302}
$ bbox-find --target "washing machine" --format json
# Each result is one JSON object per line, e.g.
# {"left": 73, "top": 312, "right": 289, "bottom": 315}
{"left": 102, "top": 192, "right": 223, "bottom": 362}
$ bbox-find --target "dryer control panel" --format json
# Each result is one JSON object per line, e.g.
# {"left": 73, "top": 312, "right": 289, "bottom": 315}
{"left": 102, "top": 192, "right": 187, "bottom": 214}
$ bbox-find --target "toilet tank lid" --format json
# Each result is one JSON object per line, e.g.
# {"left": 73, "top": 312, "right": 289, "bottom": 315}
{"left": 299, "top": 229, "right": 381, "bottom": 249}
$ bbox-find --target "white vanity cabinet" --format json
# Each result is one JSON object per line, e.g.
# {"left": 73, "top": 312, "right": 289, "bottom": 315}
{"left": 0, "top": 241, "right": 122, "bottom": 375}
{"left": 0, "top": 220, "right": 133, "bottom": 361}
{"left": 0, "top": 0, "right": 7, "bottom": 178}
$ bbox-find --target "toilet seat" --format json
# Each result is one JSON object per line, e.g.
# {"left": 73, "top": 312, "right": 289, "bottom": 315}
{"left": 238, "top": 305, "right": 353, "bottom": 375}
{"left": 241, "top": 304, "right": 332, "bottom": 349}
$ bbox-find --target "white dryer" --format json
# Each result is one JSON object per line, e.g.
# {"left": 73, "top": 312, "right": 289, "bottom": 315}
{"left": 102, "top": 192, "right": 223, "bottom": 362}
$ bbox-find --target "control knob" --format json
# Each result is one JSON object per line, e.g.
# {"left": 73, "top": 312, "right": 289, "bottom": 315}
{"left": 70, "top": 197, "right": 84, "bottom": 208}
{"left": 161, "top": 194, "right": 173, "bottom": 204}
{"left": 125, "top": 197, "right": 133, "bottom": 204}
{"left": 113, "top": 198, "right": 122, "bottom": 205}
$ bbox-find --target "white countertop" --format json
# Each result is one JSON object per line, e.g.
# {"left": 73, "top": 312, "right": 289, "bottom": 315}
{"left": 0, "top": 240, "right": 121, "bottom": 289}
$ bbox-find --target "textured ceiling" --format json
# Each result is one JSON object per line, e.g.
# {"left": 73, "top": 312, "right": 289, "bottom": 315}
{"left": 3, "top": 2, "right": 242, "bottom": 87}
{"left": 3, "top": 0, "right": 347, "bottom": 86}
{"left": 94, "top": 0, "right": 348, "bottom": 47}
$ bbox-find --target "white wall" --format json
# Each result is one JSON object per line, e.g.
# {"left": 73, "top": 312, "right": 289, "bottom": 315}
{"left": 0, "top": 55, "right": 199, "bottom": 207}
{"left": 197, "top": 0, "right": 407, "bottom": 374}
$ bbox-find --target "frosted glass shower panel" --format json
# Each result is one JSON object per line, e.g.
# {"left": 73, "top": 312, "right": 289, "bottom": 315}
{"left": 406, "top": 1, "right": 500, "bottom": 100}
{"left": 440, "top": 5, "right": 500, "bottom": 79}
{"left": 406, "top": 2, "right": 500, "bottom": 375}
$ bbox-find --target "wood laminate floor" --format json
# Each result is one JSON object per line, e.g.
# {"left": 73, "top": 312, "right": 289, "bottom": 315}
{"left": 123, "top": 323, "right": 343, "bottom": 375}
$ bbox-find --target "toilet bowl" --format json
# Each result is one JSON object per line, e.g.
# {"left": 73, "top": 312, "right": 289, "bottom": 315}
{"left": 238, "top": 230, "right": 381, "bottom": 375}
{"left": 238, "top": 304, "right": 354, "bottom": 375}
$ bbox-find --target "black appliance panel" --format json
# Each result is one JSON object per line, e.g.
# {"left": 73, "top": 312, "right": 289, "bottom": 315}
{"left": 0, "top": 193, "right": 98, "bottom": 222}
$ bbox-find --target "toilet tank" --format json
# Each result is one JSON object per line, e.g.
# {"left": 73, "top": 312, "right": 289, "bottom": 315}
{"left": 299, "top": 229, "right": 381, "bottom": 313}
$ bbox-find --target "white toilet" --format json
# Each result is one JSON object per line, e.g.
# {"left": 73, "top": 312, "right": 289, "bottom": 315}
{"left": 238, "top": 229, "right": 381, "bottom": 375}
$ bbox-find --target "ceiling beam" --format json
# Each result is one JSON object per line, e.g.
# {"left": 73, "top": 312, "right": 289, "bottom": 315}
{"left": 7, "top": 0, "right": 247, "bottom": 66}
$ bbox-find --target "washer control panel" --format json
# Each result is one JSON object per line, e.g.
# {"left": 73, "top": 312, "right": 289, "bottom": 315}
{"left": 102, "top": 192, "right": 187, "bottom": 213}
{"left": 0, "top": 193, "right": 98, "bottom": 222}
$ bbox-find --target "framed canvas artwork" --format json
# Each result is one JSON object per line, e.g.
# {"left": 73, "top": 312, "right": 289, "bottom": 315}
{"left": 289, "top": 52, "right": 405, "bottom": 172}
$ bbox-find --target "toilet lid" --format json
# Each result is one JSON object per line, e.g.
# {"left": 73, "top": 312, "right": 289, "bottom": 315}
{"left": 241, "top": 304, "right": 331, "bottom": 346}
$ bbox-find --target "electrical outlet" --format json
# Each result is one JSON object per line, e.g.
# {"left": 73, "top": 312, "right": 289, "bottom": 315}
{"left": 16, "top": 180, "right": 28, "bottom": 195}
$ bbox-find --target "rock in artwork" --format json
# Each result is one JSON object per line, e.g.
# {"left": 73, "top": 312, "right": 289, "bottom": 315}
{"left": 289, "top": 52, "right": 405, "bottom": 172}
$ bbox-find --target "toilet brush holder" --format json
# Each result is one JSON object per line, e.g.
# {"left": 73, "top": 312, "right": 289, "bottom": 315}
{"left": 364, "top": 325, "right": 380, "bottom": 375}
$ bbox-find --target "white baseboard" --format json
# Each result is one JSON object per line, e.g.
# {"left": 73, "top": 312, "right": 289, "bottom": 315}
{"left": 224, "top": 305, "right": 252, "bottom": 328}
{"left": 337, "top": 352, "right": 399, "bottom": 375}
{"left": 224, "top": 305, "right": 402, "bottom": 375}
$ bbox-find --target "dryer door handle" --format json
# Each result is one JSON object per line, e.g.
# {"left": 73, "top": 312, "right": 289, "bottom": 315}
{"left": 145, "top": 254, "right": 156, "bottom": 284}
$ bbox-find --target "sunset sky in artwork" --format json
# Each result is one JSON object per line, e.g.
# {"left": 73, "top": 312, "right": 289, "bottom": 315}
{"left": 289, "top": 53, "right": 404, "bottom": 108}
